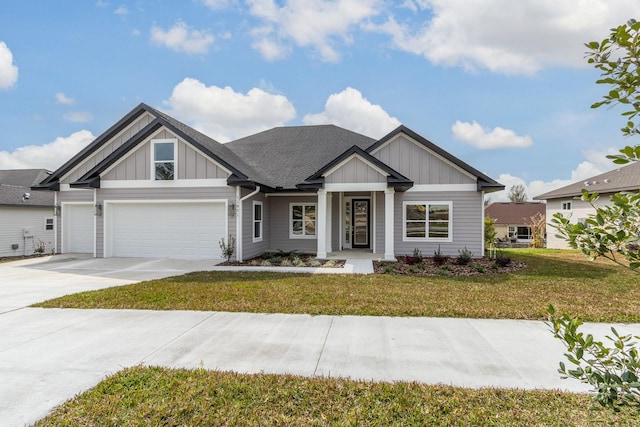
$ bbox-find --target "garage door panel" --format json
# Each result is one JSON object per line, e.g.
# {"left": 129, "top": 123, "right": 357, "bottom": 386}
{"left": 109, "top": 202, "right": 225, "bottom": 259}
{"left": 63, "top": 204, "right": 94, "bottom": 254}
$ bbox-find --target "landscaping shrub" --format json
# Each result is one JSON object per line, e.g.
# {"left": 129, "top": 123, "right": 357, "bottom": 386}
{"left": 457, "top": 247, "right": 473, "bottom": 265}
{"left": 433, "top": 246, "right": 448, "bottom": 266}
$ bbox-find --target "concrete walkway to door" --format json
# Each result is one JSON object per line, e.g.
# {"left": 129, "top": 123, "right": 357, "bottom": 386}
{"left": 1, "top": 255, "right": 639, "bottom": 426}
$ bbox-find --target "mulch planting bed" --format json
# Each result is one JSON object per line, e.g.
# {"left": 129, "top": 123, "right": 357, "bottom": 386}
{"left": 375, "top": 256, "right": 525, "bottom": 276}
{"left": 221, "top": 253, "right": 345, "bottom": 268}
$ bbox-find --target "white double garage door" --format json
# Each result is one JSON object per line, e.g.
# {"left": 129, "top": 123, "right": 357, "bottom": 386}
{"left": 63, "top": 201, "right": 227, "bottom": 259}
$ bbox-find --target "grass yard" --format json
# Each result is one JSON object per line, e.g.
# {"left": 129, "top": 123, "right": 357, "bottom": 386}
{"left": 34, "top": 250, "right": 640, "bottom": 322}
{"left": 35, "top": 366, "right": 638, "bottom": 427}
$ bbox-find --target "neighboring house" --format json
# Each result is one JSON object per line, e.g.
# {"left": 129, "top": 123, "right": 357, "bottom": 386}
{"left": 534, "top": 161, "right": 640, "bottom": 249}
{"left": 33, "top": 103, "right": 504, "bottom": 261}
{"left": 484, "top": 202, "right": 545, "bottom": 244}
{"left": 1, "top": 169, "right": 55, "bottom": 257}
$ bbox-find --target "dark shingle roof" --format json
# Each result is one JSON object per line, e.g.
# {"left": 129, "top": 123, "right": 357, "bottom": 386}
{"left": 484, "top": 202, "right": 545, "bottom": 225}
{"left": 225, "top": 125, "right": 376, "bottom": 189}
{"left": 534, "top": 161, "right": 640, "bottom": 200}
{"left": 0, "top": 169, "right": 54, "bottom": 207}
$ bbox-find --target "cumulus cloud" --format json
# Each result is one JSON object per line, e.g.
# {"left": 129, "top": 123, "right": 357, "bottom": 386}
{"left": 367, "top": 0, "right": 640, "bottom": 75}
{"left": 490, "top": 148, "right": 619, "bottom": 202}
{"left": 303, "top": 87, "right": 400, "bottom": 138}
{"left": 452, "top": 120, "right": 532, "bottom": 149}
{"left": 0, "top": 130, "right": 95, "bottom": 170}
{"left": 63, "top": 112, "right": 93, "bottom": 123}
{"left": 150, "top": 21, "right": 215, "bottom": 55}
{"left": 114, "top": 6, "right": 128, "bottom": 16}
{"left": 202, "top": 0, "right": 237, "bottom": 9}
{"left": 0, "top": 41, "right": 18, "bottom": 89}
{"left": 243, "top": 0, "right": 381, "bottom": 62}
{"left": 55, "top": 92, "right": 75, "bottom": 105}
{"left": 164, "top": 78, "right": 297, "bottom": 141}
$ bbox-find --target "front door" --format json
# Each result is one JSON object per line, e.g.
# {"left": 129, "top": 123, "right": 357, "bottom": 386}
{"left": 351, "top": 199, "right": 370, "bottom": 248}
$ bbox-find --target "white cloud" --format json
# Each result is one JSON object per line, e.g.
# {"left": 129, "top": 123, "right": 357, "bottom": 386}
{"left": 114, "top": 6, "right": 128, "bottom": 16}
{"left": 0, "top": 130, "right": 95, "bottom": 170}
{"left": 303, "top": 87, "right": 400, "bottom": 138}
{"left": 150, "top": 21, "right": 215, "bottom": 55}
{"left": 244, "top": 0, "right": 381, "bottom": 62}
{"left": 55, "top": 92, "right": 75, "bottom": 105}
{"left": 490, "top": 148, "right": 619, "bottom": 202}
{"left": 96, "top": 1, "right": 109, "bottom": 7}
{"left": 164, "top": 78, "right": 297, "bottom": 142}
{"left": 367, "top": 0, "right": 640, "bottom": 75}
{"left": 0, "top": 41, "right": 18, "bottom": 89}
{"left": 452, "top": 120, "right": 532, "bottom": 149}
{"left": 63, "top": 112, "right": 93, "bottom": 123}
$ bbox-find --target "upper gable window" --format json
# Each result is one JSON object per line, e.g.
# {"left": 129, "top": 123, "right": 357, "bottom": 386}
{"left": 153, "top": 140, "right": 176, "bottom": 180}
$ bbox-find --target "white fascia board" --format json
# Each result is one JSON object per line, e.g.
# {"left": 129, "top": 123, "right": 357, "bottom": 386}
{"left": 406, "top": 184, "right": 477, "bottom": 192}
{"left": 325, "top": 183, "right": 387, "bottom": 192}
{"left": 100, "top": 179, "right": 229, "bottom": 188}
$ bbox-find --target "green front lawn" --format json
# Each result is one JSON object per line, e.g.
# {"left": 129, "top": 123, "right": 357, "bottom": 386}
{"left": 34, "top": 250, "right": 640, "bottom": 322}
{"left": 35, "top": 366, "right": 638, "bottom": 427}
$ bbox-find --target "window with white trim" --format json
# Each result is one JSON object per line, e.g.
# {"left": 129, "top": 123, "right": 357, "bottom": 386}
{"left": 153, "top": 140, "right": 176, "bottom": 180}
{"left": 45, "top": 218, "right": 54, "bottom": 231}
{"left": 253, "top": 201, "right": 263, "bottom": 242}
{"left": 403, "top": 201, "right": 452, "bottom": 241}
{"left": 290, "top": 203, "right": 317, "bottom": 238}
{"left": 562, "top": 201, "right": 572, "bottom": 210}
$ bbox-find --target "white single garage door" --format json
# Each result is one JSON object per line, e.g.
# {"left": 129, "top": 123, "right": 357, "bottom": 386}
{"left": 63, "top": 203, "right": 94, "bottom": 254}
{"left": 107, "top": 202, "right": 226, "bottom": 259}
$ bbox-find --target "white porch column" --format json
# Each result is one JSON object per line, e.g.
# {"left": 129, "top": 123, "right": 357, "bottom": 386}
{"left": 384, "top": 187, "right": 395, "bottom": 261}
{"left": 317, "top": 188, "right": 328, "bottom": 258}
{"left": 326, "top": 192, "right": 332, "bottom": 254}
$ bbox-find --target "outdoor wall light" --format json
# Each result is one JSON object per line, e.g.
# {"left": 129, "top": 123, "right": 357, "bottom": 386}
{"left": 228, "top": 203, "right": 236, "bottom": 217}
{"left": 53, "top": 205, "right": 61, "bottom": 216}
{"left": 94, "top": 203, "right": 103, "bottom": 216}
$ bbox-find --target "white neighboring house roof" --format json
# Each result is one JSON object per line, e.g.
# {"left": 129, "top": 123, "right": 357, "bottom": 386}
{"left": 534, "top": 161, "right": 640, "bottom": 200}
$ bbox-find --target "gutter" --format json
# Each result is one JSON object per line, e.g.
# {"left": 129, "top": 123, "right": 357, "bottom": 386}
{"left": 235, "top": 185, "right": 260, "bottom": 262}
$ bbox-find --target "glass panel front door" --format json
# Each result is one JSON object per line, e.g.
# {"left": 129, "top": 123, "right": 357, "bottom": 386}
{"left": 352, "top": 199, "right": 369, "bottom": 248}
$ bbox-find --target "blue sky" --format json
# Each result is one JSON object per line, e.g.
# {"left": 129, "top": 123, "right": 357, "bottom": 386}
{"left": 0, "top": 0, "right": 638, "bottom": 201}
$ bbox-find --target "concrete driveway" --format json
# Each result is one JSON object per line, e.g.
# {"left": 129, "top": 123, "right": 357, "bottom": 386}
{"left": 0, "top": 254, "right": 223, "bottom": 313}
{"left": 1, "top": 255, "right": 639, "bottom": 426}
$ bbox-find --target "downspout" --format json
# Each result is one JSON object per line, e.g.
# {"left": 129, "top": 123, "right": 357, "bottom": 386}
{"left": 236, "top": 185, "right": 261, "bottom": 262}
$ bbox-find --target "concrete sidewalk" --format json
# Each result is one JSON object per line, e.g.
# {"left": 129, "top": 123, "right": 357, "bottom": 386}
{"left": 2, "top": 308, "right": 639, "bottom": 426}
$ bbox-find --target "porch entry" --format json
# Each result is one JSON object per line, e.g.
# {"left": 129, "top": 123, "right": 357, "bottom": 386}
{"left": 344, "top": 198, "right": 370, "bottom": 249}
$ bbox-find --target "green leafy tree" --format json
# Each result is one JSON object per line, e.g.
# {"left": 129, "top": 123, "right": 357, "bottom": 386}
{"left": 548, "top": 19, "right": 640, "bottom": 411}
{"left": 484, "top": 216, "right": 497, "bottom": 248}
{"left": 508, "top": 184, "right": 527, "bottom": 202}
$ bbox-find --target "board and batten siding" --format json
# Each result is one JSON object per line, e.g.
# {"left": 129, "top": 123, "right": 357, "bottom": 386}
{"left": 268, "top": 196, "right": 318, "bottom": 253}
{"left": 95, "top": 186, "right": 236, "bottom": 258}
{"left": 61, "top": 113, "right": 154, "bottom": 184}
{"left": 371, "top": 135, "right": 475, "bottom": 185}
{"left": 324, "top": 157, "right": 386, "bottom": 184}
{"left": 56, "top": 190, "right": 94, "bottom": 253}
{"left": 241, "top": 191, "right": 270, "bottom": 260}
{"left": 545, "top": 197, "right": 603, "bottom": 249}
{"left": 394, "top": 191, "right": 483, "bottom": 257}
{"left": 102, "top": 130, "right": 230, "bottom": 181}
{"left": 0, "top": 207, "right": 55, "bottom": 257}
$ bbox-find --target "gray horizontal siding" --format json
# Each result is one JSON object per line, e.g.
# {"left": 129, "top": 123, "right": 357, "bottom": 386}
{"left": 394, "top": 191, "right": 483, "bottom": 257}
{"left": 0, "top": 207, "right": 55, "bottom": 257}
{"left": 371, "top": 135, "right": 475, "bottom": 185}
{"left": 268, "top": 196, "right": 318, "bottom": 253}
{"left": 242, "top": 191, "right": 270, "bottom": 260}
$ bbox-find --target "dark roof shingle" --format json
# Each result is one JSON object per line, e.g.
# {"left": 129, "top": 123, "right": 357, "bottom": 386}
{"left": 0, "top": 169, "right": 54, "bottom": 207}
{"left": 534, "top": 161, "right": 640, "bottom": 200}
